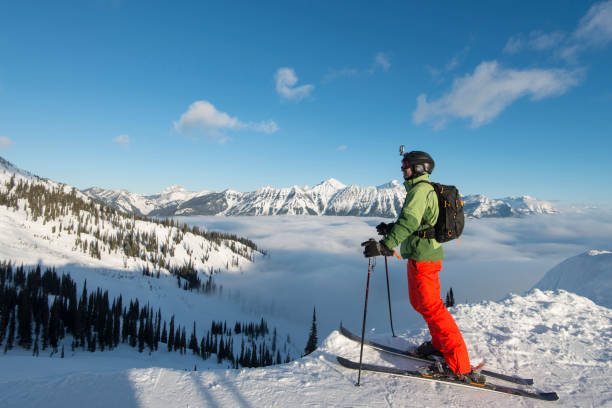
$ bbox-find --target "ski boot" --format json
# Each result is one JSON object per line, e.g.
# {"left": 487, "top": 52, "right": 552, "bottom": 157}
{"left": 418, "top": 360, "right": 486, "bottom": 385}
{"left": 458, "top": 366, "right": 487, "bottom": 385}
{"left": 415, "top": 340, "right": 443, "bottom": 359}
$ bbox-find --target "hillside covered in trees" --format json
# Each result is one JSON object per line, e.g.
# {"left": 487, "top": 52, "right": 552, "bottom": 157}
{"left": 0, "top": 263, "right": 293, "bottom": 368}
{"left": 0, "top": 157, "right": 260, "bottom": 285}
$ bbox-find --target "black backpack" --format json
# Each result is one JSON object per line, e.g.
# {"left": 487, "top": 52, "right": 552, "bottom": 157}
{"left": 412, "top": 181, "right": 464, "bottom": 243}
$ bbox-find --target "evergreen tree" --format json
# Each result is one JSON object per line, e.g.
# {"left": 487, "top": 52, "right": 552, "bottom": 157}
{"left": 168, "top": 316, "right": 175, "bottom": 352}
{"left": 200, "top": 336, "right": 207, "bottom": 360}
{"left": 174, "top": 325, "right": 182, "bottom": 353}
{"left": 189, "top": 321, "right": 199, "bottom": 355}
{"left": 104, "top": 311, "right": 113, "bottom": 350}
{"left": 6, "top": 309, "right": 16, "bottom": 351}
{"left": 138, "top": 316, "right": 145, "bottom": 353}
{"left": 89, "top": 333, "right": 97, "bottom": 352}
{"left": 445, "top": 288, "right": 456, "bottom": 307}
{"left": 161, "top": 322, "right": 167, "bottom": 344}
{"left": 145, "top": 315, "right": 154, "bottom": 352}
{"left": 217, "top": 336, "right": 224, "bottom": 363}
{"left": 154, "top": 309, "right": 161, "bottom": 350}
{"left": 33, "top": 335, "right": 39, "bottom": 356}
{"left": 272, "top": 328, "right": 277, "bottom": 352}
{"left": 17, "top": 291, "right": 32, "bottom": 349}
{"left": 180, "top": 327, "right": 186, "bottom": 354}
{"left": 304, "top": 307, "right": 318, "bottom": 356}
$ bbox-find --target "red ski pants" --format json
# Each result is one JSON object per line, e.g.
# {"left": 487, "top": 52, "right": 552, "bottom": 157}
{"left": 407, "top": 260, "right": 471, "bottom": 374}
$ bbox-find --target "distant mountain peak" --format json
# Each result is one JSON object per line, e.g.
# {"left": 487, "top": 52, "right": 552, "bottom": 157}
{"left": 377, "top": 180, "right": 402, "bottom": 189}
{"left": 160, "top": 185, "right": 188, "bottom": 194}
{"left": 317, "top": 178, "right": 346, "bottom": 189}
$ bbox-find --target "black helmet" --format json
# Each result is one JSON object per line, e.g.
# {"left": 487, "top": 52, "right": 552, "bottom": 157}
{"left": 402, "top": 151, "right": 435, "bottom": 178}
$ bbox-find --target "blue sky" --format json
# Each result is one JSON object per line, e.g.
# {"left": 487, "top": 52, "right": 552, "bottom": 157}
{"left": 1, "top": 1, "right": 611, "bottom": 204}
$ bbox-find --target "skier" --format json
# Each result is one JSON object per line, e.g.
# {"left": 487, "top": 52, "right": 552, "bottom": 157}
{"left": 361, "top": 150, "right": 485, "bottom": 383}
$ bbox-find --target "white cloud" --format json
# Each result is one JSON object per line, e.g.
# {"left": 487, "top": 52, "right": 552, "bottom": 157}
{"left": 176, "top": 101, "right": 238, "bottom": 131}
{"left": 574, "top": 0, "right": 612, "bottom": 47}
{"left": 274, "top": 68, "right": 314, "bottom": 102}
{"left": 336, "top": 145, "right": 347, "bottom": 151}
{"left": 324, "top": 52, "right": 392, "bottom": 83}
{"left": 174, "top": 100, "right": 279, "bottom": 138}
{"left": 560, "top": 0, "right": 612, "bottom": 61}
{"left": 503, "top": 35, "right": 525, "bottom": 54}
{"left": 0, "top": 136, "right": 14, "bottom": 149}
{"left": 413, "top": 61, "right": 582, "bottom": 129}
{"left": 503, "top": 31, "right": 565, "bottom": 54}
{"left": 322, "top": 67, "right": 359, "bottom": 83}
{"left": 427, "top": 46, "right": 470, "bottom": 79}
{"left": 558, "top": 44, "right": 582, "bottom": 63}
{"left": 113, "top": 134, "right": 130, "bottom": 147}
{"left": 530, "top": 31, "right": 566, "bottom": 50}
{"left": 503, "top": 1, "right": 612, "bottom": 62}
{"left": 182, "top": 208, "right": 612, "bottom": 341}
{"left": 250, "top": 120, "right": 280, "bottom": 134}
{"left": 372, "top": 52, "right": 391, "bottom": 72}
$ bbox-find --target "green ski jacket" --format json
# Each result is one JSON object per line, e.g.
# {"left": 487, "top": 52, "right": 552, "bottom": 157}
{"left": 381, "top": 174, "right": 444, "bottom": 261}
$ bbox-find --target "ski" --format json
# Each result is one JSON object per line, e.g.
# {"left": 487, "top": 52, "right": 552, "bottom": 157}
{"left": 336, "top": 356, "right": 559, "bottom": 402}
{"left": 339, "top": 323, "right": 534, "bottom": 386}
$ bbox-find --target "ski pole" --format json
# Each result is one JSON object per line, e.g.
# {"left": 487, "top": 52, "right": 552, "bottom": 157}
{"left": 384, "top": 256, "right": 396, "bottom": 337}
{"left": 356, "top": 257, "right": 373, "bottom": 386}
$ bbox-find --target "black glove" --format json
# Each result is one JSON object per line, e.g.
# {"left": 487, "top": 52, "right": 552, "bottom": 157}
{"left": 361, "top": 239, "right": 394, "bottom": 258}
{"left": 376, "top": 222, "right": 395, "bottom": 236}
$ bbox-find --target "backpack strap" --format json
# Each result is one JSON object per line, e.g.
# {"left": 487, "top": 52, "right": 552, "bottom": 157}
{"left": 411, "top": 181, "right": 436, "bottom": 239}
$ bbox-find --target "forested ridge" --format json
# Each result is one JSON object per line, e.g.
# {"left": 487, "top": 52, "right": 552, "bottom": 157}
{"left": 1, "top": 172, "right": 260, "bottom": 287}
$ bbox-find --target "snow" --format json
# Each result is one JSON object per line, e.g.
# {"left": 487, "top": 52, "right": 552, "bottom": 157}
{"left": 81, "top": 184, "right": 203, "bottom": 216}
{"left": 317, "top": 177, "right": 347, "bottom": 190}
{"left": 1, "top": 290, "right": 611, "bottom": 407}
{"left": 83, "top": 175, "right": 557, "bottom": 218}
{"left": 2, "top": 156, "right": 612, "bottom": 407}
{"left": 0, "top": 200, "right": 255, "bottom": 276}
{"left": 532, "top": 249, "right": 612, "bottom": 308}
{"left": 463, "top": 194, "right": 558, "bottom": 218}
{"left": 377, "top": 179, "right": 403, "bottom": 189}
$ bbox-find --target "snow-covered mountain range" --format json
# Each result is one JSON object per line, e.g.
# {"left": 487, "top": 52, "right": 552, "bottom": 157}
{"left": 83, "top": 178, "right": 558, "bottom": 218}
{"left": 532, "top": 249, "right": 612, "bottom": 308}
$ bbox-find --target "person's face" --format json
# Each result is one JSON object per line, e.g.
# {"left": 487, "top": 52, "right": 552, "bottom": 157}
{"left": 401, "top": 160, "right": 412, "bottom": 179}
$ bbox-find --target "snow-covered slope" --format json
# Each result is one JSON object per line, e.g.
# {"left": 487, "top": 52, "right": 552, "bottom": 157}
{"left": 0, "top": 156, "right": 258, "bottom": 279}
{"left": 1, "top": 156, "right": 88, "bottom": 200}
{"left": 532, "top": 250, "right": 612, "bottom": 308}
{"left": 0, "top": 156, "right": 301, "bottom": 383}
{"left": 1, "top": 289, "right": 609, "bottom": 407}
{"left": 84, "top": 176, "right": 558, "bottom": 219}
